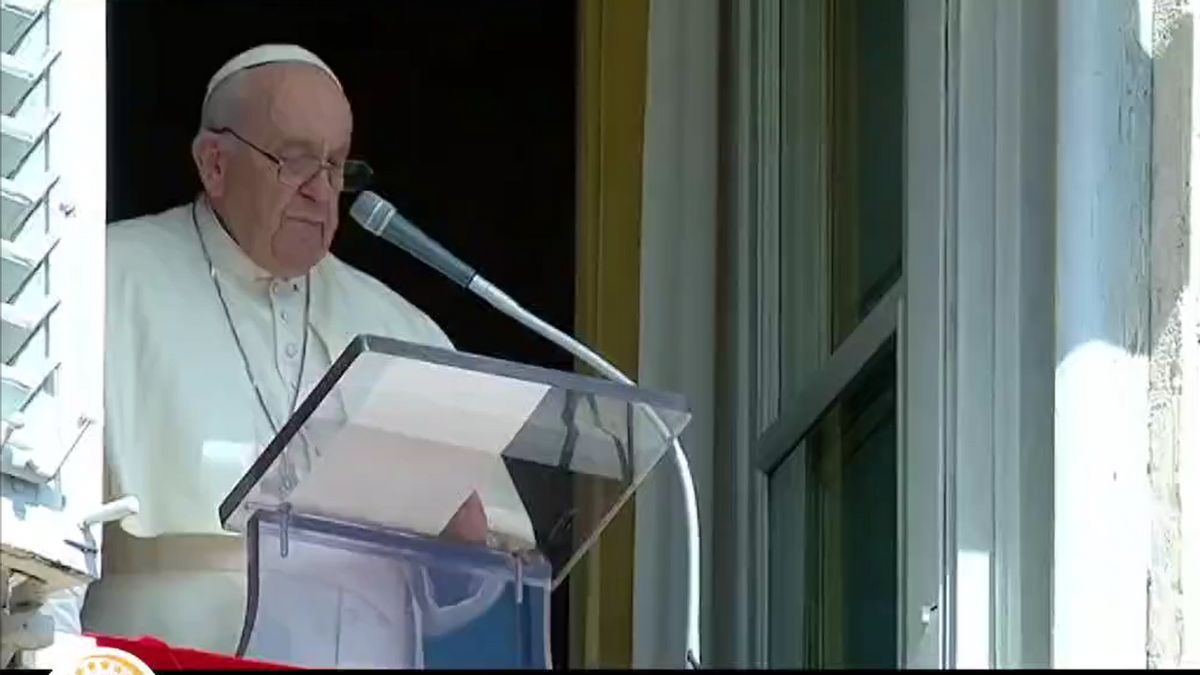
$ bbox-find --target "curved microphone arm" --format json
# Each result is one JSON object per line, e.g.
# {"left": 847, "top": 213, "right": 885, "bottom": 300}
{"left": 469, "top": 277, "right": 702, "bottom": 669}
{"left": 348, "top": 191, "right": 701, "bottom": 668}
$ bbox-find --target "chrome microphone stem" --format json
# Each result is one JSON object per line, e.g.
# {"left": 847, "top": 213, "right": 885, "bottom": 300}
{"left": 468, "top": 275, "right": 702, "bottom": 669}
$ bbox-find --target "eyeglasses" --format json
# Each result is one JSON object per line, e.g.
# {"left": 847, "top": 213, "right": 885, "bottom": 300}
{"left": 208, "top": 127, "right": 373, "bottom": 193}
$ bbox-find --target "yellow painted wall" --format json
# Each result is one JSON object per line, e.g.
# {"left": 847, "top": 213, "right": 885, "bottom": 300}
{"left": 571, "top": 0, "right": 650, "bottom": 668}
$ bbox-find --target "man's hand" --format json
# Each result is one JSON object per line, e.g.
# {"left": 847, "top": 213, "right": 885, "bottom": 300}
{"left": 440, "top": 491, "right": 490, "bottom": 546}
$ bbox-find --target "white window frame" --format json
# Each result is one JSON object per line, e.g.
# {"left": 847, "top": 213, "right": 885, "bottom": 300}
{"left": 713, "top": 0, "right": 952, "bottom": 668}
{"left": 633, "top": 0, "right": 721, "bottom": 668}
{"left": 917, "top": 0, "right": 1057, "bottom": 668}
{"left": 901, "top": 0, "right": 950, "bottom": 667}
{"left": 715, "top": 0, "right": 1059, "bottom": 668}
{"left": 659, "top": 0, "right": 1059, "bottom": 668}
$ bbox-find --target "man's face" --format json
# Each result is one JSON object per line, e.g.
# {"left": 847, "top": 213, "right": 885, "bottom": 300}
{"left": 203, "top": 64, "right": 353, "bottom": 279}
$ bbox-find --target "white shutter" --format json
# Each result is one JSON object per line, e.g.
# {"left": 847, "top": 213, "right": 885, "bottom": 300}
{"left": 1, "top": 0, "right": 107, "bottom": 659}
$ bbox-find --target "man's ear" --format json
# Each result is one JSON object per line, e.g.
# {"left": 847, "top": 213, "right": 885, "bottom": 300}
{"left": 192, "top": 132, "right": 226, "bottom": 198}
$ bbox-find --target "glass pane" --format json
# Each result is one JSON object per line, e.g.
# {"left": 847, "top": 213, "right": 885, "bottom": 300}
{"left": 829, "top": 0, "right": 905, "bottom": 346}
{"left": 219, "top": 335, "right": 693, "bottom": 591}
{"left": 768, "top": 341, "right": 897, "bottom": 668}
{"left": 781, "top": 0, "right": 830, "bottom": 399}
{"left": 768, "top": 435, "right": 812, "bottom": 667}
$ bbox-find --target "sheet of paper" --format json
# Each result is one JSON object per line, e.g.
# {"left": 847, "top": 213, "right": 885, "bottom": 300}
{"left": 287, "top": 422, "right": 536, "bottom": 546}
{"left": 347, "top": 352, "right": 551, "bottom": 458}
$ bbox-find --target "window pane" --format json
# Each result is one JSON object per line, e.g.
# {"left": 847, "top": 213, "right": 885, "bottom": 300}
{"left": 829, "top": 0, "right": 905, "bottom": 346}
{"left": 768, "top": 435, "right": 811, "bottom": 667}
{"left": 768, "top": 341, "right": 898, "bottom": 668}
{"left": 781, "top": 0, "right": 830, "bottom": 397}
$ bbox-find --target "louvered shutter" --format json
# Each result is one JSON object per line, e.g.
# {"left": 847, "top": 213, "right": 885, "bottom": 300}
{"left": 1, "top": 0, "right": 107, "bottom": 662}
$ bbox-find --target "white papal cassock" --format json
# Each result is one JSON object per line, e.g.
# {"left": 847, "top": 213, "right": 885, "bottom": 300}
{"left": 78, "top": 196, "right": 510, "bottom": 661}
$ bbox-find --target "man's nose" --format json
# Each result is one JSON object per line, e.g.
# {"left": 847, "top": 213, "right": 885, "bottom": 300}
{"left": 298, "top": 166, "right": 337, "bottom": 202}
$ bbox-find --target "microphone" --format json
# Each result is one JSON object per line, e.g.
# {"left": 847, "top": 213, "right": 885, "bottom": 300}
{"left": 348, "top": 191, "right": 477, "bottom": 289}
{"left": 349, "top": 190, "right": 703, "bottom": 669}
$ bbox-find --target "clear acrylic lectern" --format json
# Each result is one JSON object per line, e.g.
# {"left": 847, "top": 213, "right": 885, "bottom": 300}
{"left": 219, "top": 335, "right": 691, "bottom": 669}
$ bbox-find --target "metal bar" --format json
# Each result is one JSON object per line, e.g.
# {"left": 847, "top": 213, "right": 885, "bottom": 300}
{"left": 754, "top": 280, "right": 901, "bottom": 474}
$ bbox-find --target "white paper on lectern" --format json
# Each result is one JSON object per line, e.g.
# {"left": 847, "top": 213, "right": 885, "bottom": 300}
{"left": 287, "top": 424, "right": 538, "bottom": 547}
{"left": 285, "top": 353, "right": 547, "bottom": 546}
{"left": 351, "top": 352, "right": 551, "bottom": 455}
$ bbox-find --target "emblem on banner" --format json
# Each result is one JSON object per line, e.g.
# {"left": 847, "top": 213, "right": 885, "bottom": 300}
{"left": 49, "top": 647, "right": 155, "bottom": 675}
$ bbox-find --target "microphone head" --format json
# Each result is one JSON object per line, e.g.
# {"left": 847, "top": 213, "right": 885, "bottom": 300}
{"left": 347, "top": 189, "right": 478, "bottom": 288}
{"left": 349, "top": 190, "right": 395, "bottom": 236}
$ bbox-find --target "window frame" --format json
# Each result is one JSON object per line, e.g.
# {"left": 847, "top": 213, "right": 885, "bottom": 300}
{"left": 716, "top": 0, "right": 952, "bottom": 668}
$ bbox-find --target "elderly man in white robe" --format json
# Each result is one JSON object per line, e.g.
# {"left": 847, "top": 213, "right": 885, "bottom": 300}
{"left": 48, "top": 45, "right": 531, "bottom": 666}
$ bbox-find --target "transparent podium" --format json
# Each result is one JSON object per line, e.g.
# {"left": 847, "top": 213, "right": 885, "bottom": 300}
{"left": 219, "top": 335, "right": 691, "bottom": 669}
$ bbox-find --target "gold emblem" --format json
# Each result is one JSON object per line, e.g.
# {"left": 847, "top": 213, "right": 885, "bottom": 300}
{"left": 49, "top": 647, "right": 155, "bottom": 675}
